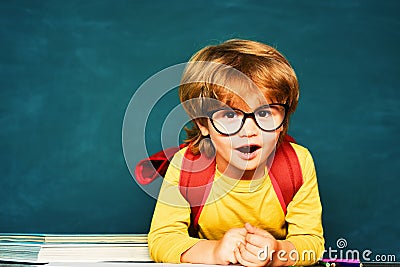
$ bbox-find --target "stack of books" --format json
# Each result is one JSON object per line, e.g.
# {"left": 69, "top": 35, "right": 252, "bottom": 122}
{"left": 0, "top": 233, "right": 152, "bottom": 264}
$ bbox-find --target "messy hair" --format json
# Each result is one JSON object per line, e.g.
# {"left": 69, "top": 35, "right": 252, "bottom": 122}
{"left": 179, "top": 39, "right": 299, "bottom": 156}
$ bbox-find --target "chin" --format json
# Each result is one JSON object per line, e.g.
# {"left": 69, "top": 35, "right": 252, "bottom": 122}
{"left": 235, "top": 159, "right": 264, "bottom": 172}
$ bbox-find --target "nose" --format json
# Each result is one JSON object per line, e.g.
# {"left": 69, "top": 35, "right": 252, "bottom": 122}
{"left": 238, "top": 117, "right": 258, "bottom": 137}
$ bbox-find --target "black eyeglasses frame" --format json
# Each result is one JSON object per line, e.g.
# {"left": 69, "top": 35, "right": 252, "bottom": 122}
{"left": 206, "top": 103, "right": 289, "bottom": 136}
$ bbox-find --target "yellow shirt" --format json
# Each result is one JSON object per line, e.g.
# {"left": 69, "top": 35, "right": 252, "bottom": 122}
{"left": 148, "top": 143, "right": 324, "bottom": 266}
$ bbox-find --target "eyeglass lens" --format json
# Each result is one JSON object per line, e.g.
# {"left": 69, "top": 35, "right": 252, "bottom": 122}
{"left": 210, "top": 105, "right": 286, "bottom": 135}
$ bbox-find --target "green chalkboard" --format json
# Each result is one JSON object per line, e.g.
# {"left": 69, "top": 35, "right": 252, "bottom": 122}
{"left": 1, "top": 0, "right": 399, "bottom": 260}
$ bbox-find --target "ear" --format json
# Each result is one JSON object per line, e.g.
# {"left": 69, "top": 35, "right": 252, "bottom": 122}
{"left": 275, "top": 126, "right": 284, "bottom": 142}
{"left": 195, "top": 120, "right": 209, "bottom": 137}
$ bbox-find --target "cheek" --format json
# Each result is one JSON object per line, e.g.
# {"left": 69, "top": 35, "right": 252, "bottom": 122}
{"left": 207, "top": 127, "right": 232, "bottom": 151}
{"left": 263, "top": 131, "right": 279, "bottom": 142}
{"left": 210, "top": 134, "right": 233, "bottom": 151}
{"left": 261, "top": 132, "right": 280, "bottom": 155}
{"left": 207, "top": 121, "right": 233, "bottom": 145}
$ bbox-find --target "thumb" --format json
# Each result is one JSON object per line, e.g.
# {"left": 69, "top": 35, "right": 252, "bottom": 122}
{"left": 245, "top": 222, "right": 256, "bottom": 233}
{"left": 237, "top": 227, "right": 248, "bottom": 237}
{"left": 245, "top": 223, "right": 274, "bottom": 238}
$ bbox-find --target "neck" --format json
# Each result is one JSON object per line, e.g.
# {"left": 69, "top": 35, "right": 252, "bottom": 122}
{"left": 222, "top": 165, "right": 266, "bottom": 180}
{"left": 241, "top": 166, "right": 266, "bottom": 180}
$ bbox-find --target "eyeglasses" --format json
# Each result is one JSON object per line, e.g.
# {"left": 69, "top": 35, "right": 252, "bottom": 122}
{"left": 207, "top": 104, "right": 288, "bottom": 136}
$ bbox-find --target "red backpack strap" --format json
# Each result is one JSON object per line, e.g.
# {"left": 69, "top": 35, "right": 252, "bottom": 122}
{"left": 268, "top": 135, "right": 303, "bottom": 215}
{"left": 135, "top": 143, "right": 187, "bottom": 185}
{"left": 134, "top": 144, "right": 215, "bottom": 237}
{"left": 179, "top": 147, "right": 215, "bottom": 238}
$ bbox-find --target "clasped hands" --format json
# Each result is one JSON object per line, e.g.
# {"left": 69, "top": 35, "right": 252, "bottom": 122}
{"left": 213, "top": 222, "right": 284, "bottom": 266}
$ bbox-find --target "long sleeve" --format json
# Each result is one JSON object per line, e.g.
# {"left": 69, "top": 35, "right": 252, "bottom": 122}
{"left": 147, "top": 149, "right": 201, "bottom": 263}
{"left": 285, "top": 145, "right": 325, "bottom": 265}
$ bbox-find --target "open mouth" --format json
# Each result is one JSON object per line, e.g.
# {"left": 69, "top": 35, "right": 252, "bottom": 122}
{"left": 236, "top": 144, "right": 261, "bottom": 154}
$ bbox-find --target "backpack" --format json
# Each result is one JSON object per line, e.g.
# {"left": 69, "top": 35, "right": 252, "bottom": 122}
{"left": 135, "top": 135, "right": 303, "bottom": 237}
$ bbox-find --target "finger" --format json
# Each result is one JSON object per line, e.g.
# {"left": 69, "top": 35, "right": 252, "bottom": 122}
{"left": 240, "top": 242, "right": 267, "bottom": 264}
{"left": 226, "top": 228, "right": 247, "bottom": 240}
{"left": 235, "top": 245, "right": 259, "bottom": 267}
{"left": 231, "top": 232, "right": 247, "bottom": 245}
{"left": 245, "top": 241, "right": 262, "bottom": 257}
{"left": 232, "top": 227, "right": 248, "bottom": 237}
{"left": 237, "top": 235, "right": 247, "bottom": 245}
{"left": 227, "top": 236, "right": 246, "bottom": 249}
{"left": 245, "top": 222, "right": 255, "bottom": 233}
{"left": 222, "top": 244, "right": 237, "bottom": 265}
{"left": 228, "top": 252, "right": 238, "bottom": 265}
{"left": 245, "top": 223, "right": 273, "bottom": 238}
{"left": 238, "top": 242, "right": 266, "bottom": 267}
{"left": 246, "top": 233, "right": 273, "bottom": 247}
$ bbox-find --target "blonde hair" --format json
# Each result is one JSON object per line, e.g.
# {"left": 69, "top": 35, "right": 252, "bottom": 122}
{"left": 179, "top": 39, "right": 299, "bottom": 156}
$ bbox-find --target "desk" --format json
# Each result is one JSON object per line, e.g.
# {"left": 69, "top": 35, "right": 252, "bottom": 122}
{"left": 0, "top": 263, "right": 224, "bottom": 267}
{"left": 49, "top": 264, "right": 223, "bottom": 267}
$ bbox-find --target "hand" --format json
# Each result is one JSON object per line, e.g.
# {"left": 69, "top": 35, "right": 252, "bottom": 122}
{"left": 213, "top": 227, "right": 247, "bottom": 265}
{"left": 234, "top": 223, "right": 279, "bottom": 267}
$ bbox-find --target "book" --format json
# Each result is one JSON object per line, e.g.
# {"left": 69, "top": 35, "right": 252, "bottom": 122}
{"left": 0, "top": 233, "right": 152, "bottom": 264}
{"left": 0, "top": 233, "right": 148, "bottom": 244}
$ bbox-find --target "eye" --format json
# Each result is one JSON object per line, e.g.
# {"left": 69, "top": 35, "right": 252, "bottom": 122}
{"left": 223, "top": 111, "right": 237, "bottom": 119}
{"left": 256, "top": 109, "right": 272, "bottom": 118}
{"left": 211, "top": 109, "right": 242, "bottom": 121}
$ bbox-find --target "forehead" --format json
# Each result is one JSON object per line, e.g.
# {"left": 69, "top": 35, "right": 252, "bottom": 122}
{"left": 227, "top": 93, "right": 268, "bottom": 110}
{"left": 206, "top": 66, "right": 283, "bottom": 111}
{"left": 216, "top": 83, "right": 276, "bottom": 111}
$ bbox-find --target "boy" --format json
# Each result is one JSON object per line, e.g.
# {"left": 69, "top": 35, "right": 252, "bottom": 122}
{"left": 147, "top": 39, "right": 324, "bottom": 266}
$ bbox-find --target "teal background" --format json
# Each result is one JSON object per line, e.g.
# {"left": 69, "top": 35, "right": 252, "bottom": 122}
{"left": 1, "top": 0, "right": 399, "bottom": 261}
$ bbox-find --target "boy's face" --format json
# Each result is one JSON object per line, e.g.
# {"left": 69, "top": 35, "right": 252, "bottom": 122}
{"left": 198, "top": 93, "right": 283, "bottom": 180}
